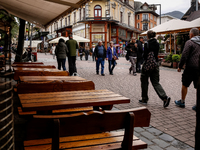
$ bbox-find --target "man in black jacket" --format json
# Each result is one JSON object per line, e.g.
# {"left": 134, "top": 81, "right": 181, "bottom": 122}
{"left": 94, "top": 40, "right": 107, "bottom": 76}
{"left": 136, "top": 37, "right": 144, "bottom": 73}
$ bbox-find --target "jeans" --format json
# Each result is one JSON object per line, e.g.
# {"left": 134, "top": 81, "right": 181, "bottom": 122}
{"left": 129, "top": 56, "right": 137, "bottom": 73}
{"left": 136, "top": 58, "right": 143, "bottom": 72}
{"left": 57, "top": 58, "right": 66, "bottom": 71}
{"left": 96, "top": 58, "right": 105, "bottom": 74}
{"left": 140, "top": 65, "right": 167, "bottom": 101}
{"left": 68, "top": 56, "right": 77, "bottom": 75}
{"left": 108, "top": 59, "right": 116, "bottom": 74}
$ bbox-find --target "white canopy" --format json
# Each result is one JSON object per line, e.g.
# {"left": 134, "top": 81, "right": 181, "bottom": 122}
{"left": 49, "top": 35, "right": 90, "bottom": 43}
{"left": 0, "top": 0, "right": 82, "bottom": 27}
{"left": 24, "top": 40, "right": 42, "bottom": 47}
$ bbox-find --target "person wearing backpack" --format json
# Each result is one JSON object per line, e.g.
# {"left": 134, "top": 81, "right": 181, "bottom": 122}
{"left": 139, "top": 30, "right": 171, "bottom": 108}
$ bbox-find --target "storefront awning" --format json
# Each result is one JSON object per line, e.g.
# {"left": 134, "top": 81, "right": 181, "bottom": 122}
{"left": 0, "top": 0, "right": 87, "bottom": 28}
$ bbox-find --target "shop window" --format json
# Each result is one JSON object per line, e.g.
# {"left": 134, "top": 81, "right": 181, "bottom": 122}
{"left": 94, "top": 5, "right": 102, "bottom": 19}
{"left": 111, "top": 28, "right": 117, "bottom": 36}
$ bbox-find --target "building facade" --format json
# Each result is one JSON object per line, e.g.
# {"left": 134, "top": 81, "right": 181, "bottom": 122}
{"left": 47, "top": 0, "right": 141, "bottom": 48}
{"left": 134, "top": 2, "right": 159, "bottom": 32}
{"left": 157, "top": 14, "right": 178, "bottom": 25}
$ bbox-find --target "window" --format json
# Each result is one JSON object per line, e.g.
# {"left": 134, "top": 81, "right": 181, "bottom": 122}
{"left": 74, "top": 12, "right": 76, "bottom": 23}
{"left": 79, "top": 9, "right": 82, "bottom": 21}
{"left": 128, "top": 15, "right": 130, "bottom": 26}
{"left": 151, "top": 14, "right": 153, "bottom": 20}
{"left": 143, "top": 14, "right": 148, "bottom": 21}
{"left": 60, "top": 19, "right": 62, "bottom": 28}
{"left": 68, "top": 15, "right": 70, "bottom": 25}
{"left": 120, "top": 12, "right": 123, "bottom": 23}
{"left": 65, "top": 17, "right": 67, "bottom": 26}
{"left": 137, "top": 15, "right": 140, "bottom": 20}
{"left": 143, "top": 23, "right": 148, "bottom": 31}
{"left": 137, "top": 23, "right": 140, "bottom": 29}
{"left": 154, "top": 16, "right": 156, "bottom": 21}
{"left": 83, "top": 8, "right": 85, "bottom": 18}
{"left": 94, "top": 5, "right": 102, "bottom": 19}
{"left": 124, "top": 0, "right": 129, "bottom": 4}
{"left": 151, "top": 23, "right": 153, "bottom": 28}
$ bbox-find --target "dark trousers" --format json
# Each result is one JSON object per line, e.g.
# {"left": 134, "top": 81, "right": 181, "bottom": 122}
{"left": 57, "top": 58, "right": 66, "bottom": 71}
{"left": 136, "top": 58, "right": 143, "bottom": 72}
{"left": 28, "top": 53, "right": 31, "bottom": 61}
{"left": 85, "top": 54, "right": 88, "bottom": 61}
{"left": 140, "top": 65, "right": 167, "bottom": 101}
{"left": 80, "top": 55, "right": 83, "bottom": 60}
{"left": 108, "top": 59, "right": 116, "bottom": 74}
{"left": 92, "top": 52, "right": 95, "bottom": 61}
{"left": 68, "top": 56, "right": 77, "bottom": 76}
{"left": 96, "top": 58, "right": 104, "bottom": 74}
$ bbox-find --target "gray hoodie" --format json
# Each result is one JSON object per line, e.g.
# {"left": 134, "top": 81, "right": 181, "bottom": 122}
{"left": 179, "top": 36, "right": 200, "bottom": 69}
{"left": 55, "top": 42, "right": 68, "bottom": 59}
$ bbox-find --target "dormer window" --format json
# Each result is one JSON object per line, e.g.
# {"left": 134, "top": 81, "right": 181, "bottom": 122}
{"left": 143, "top": 6, "right": 148, "bottom": 10}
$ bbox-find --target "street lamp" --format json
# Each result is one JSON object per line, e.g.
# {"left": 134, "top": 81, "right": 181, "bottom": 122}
{"left": 149, "top": 4, "right": 161, "bottom": 25}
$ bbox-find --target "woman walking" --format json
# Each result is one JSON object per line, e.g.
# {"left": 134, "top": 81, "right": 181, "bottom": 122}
{"left": 55, "top": 38, "right": 68, "bottom": 71}
{"left": 51, "top": 44, "right": 56, "bottom": 59}
{"left": 106, "top": 41, "right": 118, "bottom": 75}
{"left": 85, "top": 46, "right": 90, "bottom": 61}
{"left": 139, "top": 30, "right": 170, "bottom": 108}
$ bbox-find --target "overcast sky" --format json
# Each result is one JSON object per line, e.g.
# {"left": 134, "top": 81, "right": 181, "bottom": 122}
{"left": 136, "top": 0, "right": 193, "bottom": 14}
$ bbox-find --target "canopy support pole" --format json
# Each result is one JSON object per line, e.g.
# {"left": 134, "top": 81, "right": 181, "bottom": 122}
{"left": 15, "top": 18, "right": 25, "bottom": 62}
{"left": 170, "top": 34, "right": 171, "bottom": 53}
{"left": 174, "top": 33, "right": 176, "bottom": 54}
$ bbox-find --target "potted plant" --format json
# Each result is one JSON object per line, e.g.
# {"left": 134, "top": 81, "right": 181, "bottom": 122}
{"left": 172, "top": 54, "right": 180, "bottom": 68}
{"left": 161, "top": 53, "right": 173, "bottom": 67}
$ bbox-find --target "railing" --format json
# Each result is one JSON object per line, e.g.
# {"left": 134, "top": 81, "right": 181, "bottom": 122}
{"left": 142, "top": 19, "right": 150, "bottom": 22}
{"left": 84, "top": 16, "right": 113, "bottom": 21}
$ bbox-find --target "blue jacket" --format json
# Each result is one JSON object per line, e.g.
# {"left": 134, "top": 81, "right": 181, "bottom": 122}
{"left": 106, "top": 46, "right": 118, "bottom": 60}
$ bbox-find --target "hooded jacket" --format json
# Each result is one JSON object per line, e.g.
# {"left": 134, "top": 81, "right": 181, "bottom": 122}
{"left": 179, "top": 36, "right": 200, "bottom": 69}
{"left": 143, "top": 38, "right": 159, "bottom": 62}
{"left": 55, "top": 42, "right": 68, "bottom": 59}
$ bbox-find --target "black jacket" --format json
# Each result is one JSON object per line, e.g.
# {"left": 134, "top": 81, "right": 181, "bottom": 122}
{"left": 137, "top": 40, "right": 143, "bottom": 60}
{"left": 125, "top": 42, "right": 137, "bottom": 57}
{"left": 94, "top": 45, "right": 107, "bottom": 59}
{"left": 55, "top": 42, "right": 68, "bottom": 59}
{"left": 143, "top": 38, "right": 159, "bottom": 62}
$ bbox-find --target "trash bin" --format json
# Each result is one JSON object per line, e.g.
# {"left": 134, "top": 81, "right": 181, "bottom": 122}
{"left": 32, "top": 52, "right": 37, "bottom": 61}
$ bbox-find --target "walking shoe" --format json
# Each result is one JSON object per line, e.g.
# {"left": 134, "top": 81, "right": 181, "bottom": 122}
{"left": 192, "top": 105, "right": 196, "bottom": 111}
{"left": 163, "top": 96, "right": 171, "bottom": 108}
{"left": 101, "top": 74, "right": 105, "bottom": 76}
{"left": 139, "top": 99, "right": 148, "bottom": 105}
{"left": 129, "top": 68, "right": 131, "bottom": 74}
{"left": 174, "top": 100, "right": 185, "bottom": 108}
{"left": 110, "top": 73, "right": 113, "bottom": 75}
{"left": 96, "top": 72, "right": 99, "bottom": 75}
{"left": 133, "top": 73, "right": 137, "bottom": 76}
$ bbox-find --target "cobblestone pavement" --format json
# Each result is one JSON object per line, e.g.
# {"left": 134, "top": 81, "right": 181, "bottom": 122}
{"left": 28, "top": 53, "right": 196, "bottom": 149}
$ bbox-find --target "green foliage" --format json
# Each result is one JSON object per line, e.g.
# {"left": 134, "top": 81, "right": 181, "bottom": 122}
{"left": 176, "top": 36, "right": 182, "bottom": 45}
{"left": 165, "top": 54, "right": 173, "bottom": 63}
{"left": 172, "top": 54, "right": 181, "bottom": 62}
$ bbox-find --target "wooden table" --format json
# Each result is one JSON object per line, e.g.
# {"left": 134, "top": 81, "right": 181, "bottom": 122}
{"left": 13, "top": 67, "right": 57, "bottom": 71}
{"left": 18, "top": 89, "right": 130, "bottom": 113}
{"left": 13, "top": 62, "right": 43, "bottom": 64}
{"left": 12, "top": 64, "right": 56, "bottom": 69}
{"left": 19, "top": 76, "right": 86, "bottom": 83}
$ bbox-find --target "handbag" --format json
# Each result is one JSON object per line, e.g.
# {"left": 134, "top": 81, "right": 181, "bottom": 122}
{"left": 143, "top": 51, "right": 157, "bottom": 72}
{"left": 113, "top": 56, "right": 118, "bottom": 60}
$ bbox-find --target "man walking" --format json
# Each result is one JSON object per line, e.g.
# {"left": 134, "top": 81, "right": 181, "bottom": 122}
{"left": 175, "top": 28, "right": 200, "bottom": 111}
{"left": 91, "top": 45, "right": 95, "bottom": 61}
{"left": 94, "top": 40, "right": 107, "bottom": 76}
{"left": 66, "top": 33, "right": 79, "bottom": 76}
{"left": 136, "top": 37, "right": 144, "bottom": 73}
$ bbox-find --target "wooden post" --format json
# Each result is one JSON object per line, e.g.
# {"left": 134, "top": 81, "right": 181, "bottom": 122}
{"left": 170, "top": 33, "right": 171, "bottom": 53}
{"left": 85, "top": 23, "right": 87, "bottom": 38}
{"left": 105, "top": 22, "right": 108, "bottom": 48}
{"left": 116, "top": 27, "right": 119, "bottom": 44}
{"left": 89, "top": 22, "right": 92, "bottom": 48}
{"left": 196, "top": 56, "right": 200, "bottom": 150}
{"left": 15, "top": 19, "right": 25, "bottom": 62}
{"left": 174, "top": 33, "right": 176, "bottom": 54}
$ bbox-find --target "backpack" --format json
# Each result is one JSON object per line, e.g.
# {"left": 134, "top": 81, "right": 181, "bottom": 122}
{"left": 143, "top": 51, "right": 157, "bottom": 72}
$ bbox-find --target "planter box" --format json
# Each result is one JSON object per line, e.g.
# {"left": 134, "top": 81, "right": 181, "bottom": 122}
{"left": 161, "top": 62, "right": 172, "bottom": 67}
{"left": 173, "top": 62, "right": 178, "bottom": 68}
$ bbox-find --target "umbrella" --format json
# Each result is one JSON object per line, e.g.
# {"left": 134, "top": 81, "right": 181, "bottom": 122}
{"left": 49, "top": 36, "right": 69, "bottom": 43}
{"left": 49, "top": 35, "right": 90, "bottom": 43}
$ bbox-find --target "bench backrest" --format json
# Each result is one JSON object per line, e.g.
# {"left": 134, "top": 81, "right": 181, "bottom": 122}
{"left": 14, "top": 70, "right": 69, "bottom": 80}
{"left": 13, "top": 62, "right": 44, "bottom": 64}
{"left": 17, "top": 80, "right": 95, "bottom": 94}
{"left": 25, "top": 107, "right": 151, "bottom": 149}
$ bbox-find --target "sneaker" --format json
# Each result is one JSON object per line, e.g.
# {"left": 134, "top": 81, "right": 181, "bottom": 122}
{"left": 163, "top": 96, "right": 171, "bottom": 108}
{"left": 192, "top": 105, "right": 196, "bottom": 111}
{"left": 101, "top": 74, "right": 105, "bottom": 76}
{"left": 139, "top": 99, "right": 147, "bottom": 105}
{"left": 174, "top": 100, "right": 185, "bottom": 108}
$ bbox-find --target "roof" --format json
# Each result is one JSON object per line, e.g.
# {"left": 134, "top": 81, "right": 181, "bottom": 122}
{"left": 141, "top": 18, "right": 200, "bottom": 35}
{"left": 161, "top": 14, "right": 178, "bottom": 19}
{"left": 186, "top": 10, "right": 200, "bottom": 21}
{"left": 0, "top": 0, "right": 86, "bottom": 28}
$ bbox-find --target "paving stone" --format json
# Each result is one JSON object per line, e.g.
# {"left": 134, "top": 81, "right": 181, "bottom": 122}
{"left": 134, "top": 127, "right": 145, "bottom": 133}
{"left": 149, "top": 145, "right": 163, "bottom": 150}
{"left": 134, "top": 131, "right": 140, "bottom": 137}
{"left": 152, "top": 139, "right": 170, "bottom": 148}
{"left": 140, "top": 148, "right": 152, "bottom": 150}
{"left": 165, "top": 146, "right": 179, "bottom": 150}
{"left": 140, "top": 131, "right": 156, "bottom": 140}
{"left": 171, "top": 140, "right": 191, "bottom": 149}
{"left": 146, "top": 128, "right": 163, "bottom": 136}
{"left": 159, "top": 133, "right": 174, "bottom": 142}
{"left": 137, "top": 136, "right": 153, "bottom": 145}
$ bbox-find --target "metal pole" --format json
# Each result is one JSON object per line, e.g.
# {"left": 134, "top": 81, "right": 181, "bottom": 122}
{"left": 160, "top": 4, "right": 161, "bottom": 24}
{"left": 30, "top": 23, "right": 33, "bottom": 47}
{"left": 196, "top": 0, "right": 198, "bottom": 11}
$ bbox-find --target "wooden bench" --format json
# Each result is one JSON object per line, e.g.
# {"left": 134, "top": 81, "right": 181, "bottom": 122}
{"left": 23, "top": 107, "right": 151, "bottom": 150}
{"left": 13, "top": 62, "right": 44, "bottom": 64}
{"left": 13, "top": 69, "right": 69, "bottom": 81}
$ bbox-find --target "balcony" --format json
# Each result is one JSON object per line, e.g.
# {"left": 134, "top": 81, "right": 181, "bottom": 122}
{"left": 77, "top": 16, "right": 118, "bottom": 23}
{"left": 141, "top": 19, "right": 150, "bottom": 23}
